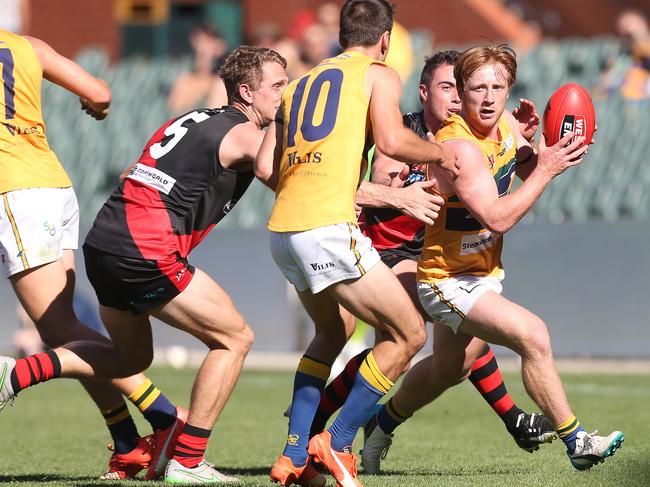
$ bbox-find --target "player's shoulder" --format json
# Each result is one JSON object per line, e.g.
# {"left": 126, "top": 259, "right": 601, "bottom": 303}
{"left": 445, "top": 137, "right": 483, "bottom": 162}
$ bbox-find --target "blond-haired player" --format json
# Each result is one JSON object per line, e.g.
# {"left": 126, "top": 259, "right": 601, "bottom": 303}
{"left": 414, "top": 44, "right": 623, "bottom": 470}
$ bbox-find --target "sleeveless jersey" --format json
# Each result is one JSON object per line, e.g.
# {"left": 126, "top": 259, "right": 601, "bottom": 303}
{"left": 0, "top": 30, "right": 71, "bottom": 193}
{"left": 417, "top": 114, "right": 518, "bottom": 283}
{"left": 85, "top": 107, "right": 254, "bottom": 259}
{"left": 268, "top": 51, "right": 382, "bottom": 232}
{"left": 360, "top": 111, "right": 427, "bottom": 254}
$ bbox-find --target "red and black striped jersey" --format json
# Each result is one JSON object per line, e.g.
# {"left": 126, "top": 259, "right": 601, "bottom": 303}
{"left": 360, "top": 111, "right": 427, "bottom": 255}
{"left": 85, "top": 106, "right": 254, "bottom": 259}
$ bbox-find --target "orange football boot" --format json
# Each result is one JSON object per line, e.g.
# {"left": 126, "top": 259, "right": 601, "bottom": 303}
{"left": 144, "top": 406, "right": 190, "bottom": 480}
{"left": 308, "top": 431, "right": 363, "bottom": 487}
{"left": 270, "top": 454, "right": 326, "bottom": 487}
{"left": 99, "top": 435, "right": 152, "bottom": 480}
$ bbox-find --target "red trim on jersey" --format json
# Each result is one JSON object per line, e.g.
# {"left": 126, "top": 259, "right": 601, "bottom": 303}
{"left": 124, "top": 179, "right": 176, "bottom": 260}
{"left": 174, "top": 225, "right": 216, "bottom": 257}
{"left": 153, "top": 253, "right": 194, "bottom": 293}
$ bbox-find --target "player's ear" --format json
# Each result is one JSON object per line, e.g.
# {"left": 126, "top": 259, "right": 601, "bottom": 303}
{"left": 380, "top": 30, "right": 391, "bottom": 58}
{"left": 419, "top": 83, "right": 428, "bottom": 103}
{"left": 238, "top": 83, "right": 254, "bottom": 104}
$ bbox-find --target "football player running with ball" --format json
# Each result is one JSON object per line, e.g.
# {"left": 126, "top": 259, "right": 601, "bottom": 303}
{"left": 412, "top": 44, "right": 622, "bottom": 470}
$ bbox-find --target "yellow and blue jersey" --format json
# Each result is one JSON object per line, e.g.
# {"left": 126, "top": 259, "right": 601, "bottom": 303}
{"left": 0, "top": 30, "right": 71, "bottom": 194}
{"left": 268, "top": 51, "right": 381, "bottom": 232}
{"left": 418, "top": 114, "right": 518, "bottom": 283}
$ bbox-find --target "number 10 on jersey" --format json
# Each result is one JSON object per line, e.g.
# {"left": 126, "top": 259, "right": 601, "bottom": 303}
{"left": 286, "top": 69, "right": 343, "bottom": 147}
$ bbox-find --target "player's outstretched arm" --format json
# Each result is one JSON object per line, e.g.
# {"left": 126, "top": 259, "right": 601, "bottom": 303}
{"left": 356, "top": 180, "right": 443, "bottom": 226}
{"left": 443, "top": 132, "right": 587, "bottom": 235}
{"left": 25, "top": 36, "right": 111, "bottom": 120}
{"left": 355, "top": 148, "right": 444, "bottom": 225}
{"left": 367, "top": 64, "right": 459, "bottom": 180}
{"left": 254, "top": 121, "right": 283, "bottom": 191}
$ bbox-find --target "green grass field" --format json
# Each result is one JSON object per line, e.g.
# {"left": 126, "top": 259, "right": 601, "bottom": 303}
{"left": 1, "top": 367, "right": 648, "bottom": 486}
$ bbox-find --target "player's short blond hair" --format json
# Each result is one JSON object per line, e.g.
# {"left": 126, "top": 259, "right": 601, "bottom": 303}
{"left": 219, "top": 46, "right": 287, "bottom": 104}
{"left": 454, "top": 44, "right": 517, "bottom": 93}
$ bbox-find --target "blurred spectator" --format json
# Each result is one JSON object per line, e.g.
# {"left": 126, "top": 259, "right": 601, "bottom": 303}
{"left": 167, "top": 24, "right": 229, "bottom": 113}
{"left": 384, "top": 21, "right": 414, "bottom": 85}
{"left": 595, "top": 9, "right": 650, "bottom": 101}
{"left": 0, "top": 0, "right": 27, "bottom": 33}
{"left": 316, "top": 1, "right": 342, "bottom": 56}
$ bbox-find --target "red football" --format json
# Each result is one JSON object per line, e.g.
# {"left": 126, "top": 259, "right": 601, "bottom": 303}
{"left": 542, "top": 83, "right": 596, "bottom": 146}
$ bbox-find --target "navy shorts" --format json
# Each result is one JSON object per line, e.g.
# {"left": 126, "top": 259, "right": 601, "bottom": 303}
{"left": 83, "top": 244, "right": 195, "bottom": 315}
{"left": 378, "top": 248, "right": 419, "bottom": 269}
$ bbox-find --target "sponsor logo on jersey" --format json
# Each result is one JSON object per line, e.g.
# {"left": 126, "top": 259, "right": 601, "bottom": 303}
{"left": 126, "top": 163, "right": 177, "bottom": 194}
{"left": 223, "top": 200, "right": 235, "bottom": 214}
{"left": 287, "top": 151, "right": 322, "bottom": 166}
{"left": 499, "top": 134, "right": 514, "bottom": 156}
{"left": 460, "top": 231, "right": 497, "bottom": 255}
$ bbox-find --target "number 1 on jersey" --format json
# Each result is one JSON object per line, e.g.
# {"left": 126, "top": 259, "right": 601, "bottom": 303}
{"left": 0, "top": 47, "right": 16, "bottom": 120}
{"left": 287, "top": 68, "right": 343, "bottom": 147}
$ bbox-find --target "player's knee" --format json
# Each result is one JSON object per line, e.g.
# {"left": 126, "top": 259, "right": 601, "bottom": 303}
{"left": 520, "top": 318, "right": 552, "bottom": 358}
{"left": 118, "top": 349, "right": 153, "bottom": 377}
{"left": 404, "top": 319, "right": 427, "bottom": 357}
{"left": 237, "top": 324, "right": 255, "bottom": 355}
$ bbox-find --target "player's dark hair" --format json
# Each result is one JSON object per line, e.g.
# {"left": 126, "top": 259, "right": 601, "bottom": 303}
{"left": 219, "top": 46, "right": 287, "bottom": 104}
{"left": 454, "top": 44, "right": 517, "bottom": 93}
{"left": 339, "top": 0, "right": 394, "bottom": 49}
{"left": 420, "top": 50, "right": 460, "bottom": 88}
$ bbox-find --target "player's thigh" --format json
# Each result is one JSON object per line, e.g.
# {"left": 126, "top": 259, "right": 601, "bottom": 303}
{"left": 99, "top": 304, "right": 154, "bottom": 364}
{"left": 296, "top": 288, "right": 348, "bottom": 343}
{"left": 432, "top": 322, "right": 483, "bottom": 374}
{"left": 10, "top": 259, "right": 76, "bottom": 324}
{"left": 460, "top": 290, "right": 546, "bottom": 352}
{"left": 329, "top": 260, "right": 423, "bottom": 338}
{"left": 154, "top": 268, "right": 252, "bottom": 351}
{"left": 388, "top": 256, "right": 428, "bottom": 316}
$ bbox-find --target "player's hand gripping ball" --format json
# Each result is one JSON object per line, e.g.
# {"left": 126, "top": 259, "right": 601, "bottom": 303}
{"left": 542, "top": 83, "right": 596, "bottom": 146}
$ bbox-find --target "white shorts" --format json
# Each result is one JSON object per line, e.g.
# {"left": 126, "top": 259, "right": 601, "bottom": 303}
{"left": 418, "top": 274, "right": 503, "bottom": 332}
{"left": 270, "top": 222, "right": 381, "bottom": 293}
{"left": 0, "top": 187, "right": 79, "bottom": 278}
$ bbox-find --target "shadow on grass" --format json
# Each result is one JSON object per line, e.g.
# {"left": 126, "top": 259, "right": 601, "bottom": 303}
{"left": 362, "top": 465, "right": 526, "bottom": 477}
{"left": 0, "top": 474, "right": 100, "bottom": 483}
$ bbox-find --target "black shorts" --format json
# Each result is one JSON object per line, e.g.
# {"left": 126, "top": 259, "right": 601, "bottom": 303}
{"left": 83, "top": 243, "right": 195, "bottom": 315}
{"left": 378, "top": 248, "right": 419, "bottom": 269}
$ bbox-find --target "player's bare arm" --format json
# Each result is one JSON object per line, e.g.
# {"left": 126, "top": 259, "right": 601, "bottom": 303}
{"left": 25, "top": 36, "right": 110, "bottom": 120}
{"left": 366, "top": 64, "right": 459, "bottom": 180}
{"left": 355, "top": 148, "right": 444, "bottom": 225}
{"left": 220, "top": 122, "right": 265, "bottom": 170}
{"left": 355, "top": 179, "right": 443, "bottom": 226}
{"left": 254, "top": 120, "right": 283, "bottom": 191}
{"left": 442, "top": 133, "right": 587, "bottom": 235}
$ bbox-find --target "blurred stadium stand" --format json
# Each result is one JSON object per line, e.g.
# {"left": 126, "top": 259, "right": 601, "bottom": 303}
{"left": 47, "top": 36, "right": 650, "bottom": 230}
